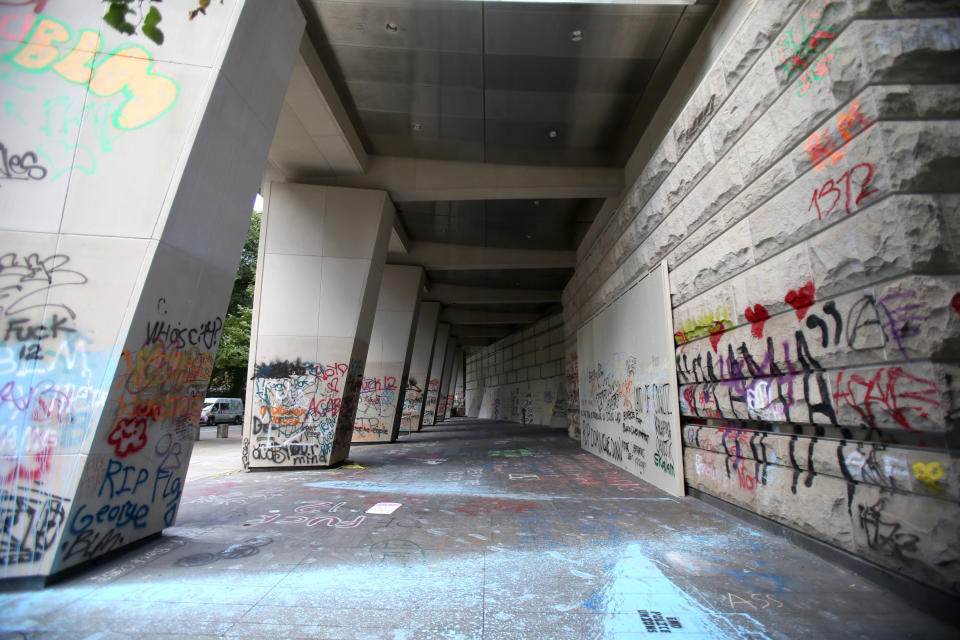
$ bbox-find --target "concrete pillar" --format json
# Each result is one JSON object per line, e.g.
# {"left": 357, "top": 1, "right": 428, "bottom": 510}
{"left": 421, "top": 323, "right": 450, "bottom": 426}
{"left": 352, "top": 266, "right": 424, "bottom": 443}
{"left": 399, "top": 302, "right": 440, "bottom": 433}
{"left": 444, "top": 349, "right": 463, "bottom": 419}
{"left": 244, "top": 183, "right": 393, "bottom": 469}
{"left": 0, "top": 1, "right": 304, "bottom": 580}
{"left": 435, "top": 339, "right": 458, "bottom": 422}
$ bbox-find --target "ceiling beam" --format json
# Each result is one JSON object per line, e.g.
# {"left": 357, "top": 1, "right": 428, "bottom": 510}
{"left": 389, "top": 242, "right": 575, "bottom": 271}
{"left": 448, "top": 326, "right": 512, "bottom": 339}
{"left": 440, "top": 309, "right": 539, "bottom": 325}
{"left": 424, "top": 284, "right": 561, "bottom": 304}
{"left": 457, "top": 336, "right": 498, "bottom": 347}
{"left": 306, "top": 156, "right": 623, "bottom": 202}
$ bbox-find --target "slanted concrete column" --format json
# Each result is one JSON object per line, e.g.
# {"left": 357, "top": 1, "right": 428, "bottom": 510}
{"left": 446, "top": 351, "right": 464, "bottom": 418}
{"left": 421, "top": 323, "right": 450, "bottom": 426}
{"left": 400, "top": 302, "right": 440, "bottom": 433}
{"left": 352, "top": 266, "right": 424, "bottom": 443}
{"left": 435, "top": 338, "right": 458, "bottom": 422}
{"left": 244, "top": 183, "right": 394, "bottom": 469}
{"left": 0, "top": 1, "right": 304, "bottom": 580}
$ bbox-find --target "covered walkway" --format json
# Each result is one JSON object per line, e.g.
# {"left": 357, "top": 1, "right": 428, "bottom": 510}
{"left": 1, "top": 420, "right": 954, "bottom": 639}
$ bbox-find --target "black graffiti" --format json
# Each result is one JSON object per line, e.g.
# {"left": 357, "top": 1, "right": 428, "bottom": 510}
{"left": 636, "top": 383, "right": 671, "bottom": 415}
{"left": 60, "top": 528, "right": 125, "bottom": 563}
{"left": 254, "top": 359, "right": 309, "bottom": 378}
{"left": 0, "top": 142, "right": 47, "bottom": 187}
{"left": 4, "top": 314, "right": 76, "bottom": 344}
{"left": 174, "top": 536, "right": 272, "bottom": 567}
{"left": 637, "top": 610, "right": 682, "bottom": 633}
{"left": 144, "top": 316, "right": 223, "bottom": 350}
{"left": 858, "top": 497, "right": 919, "bottom": 558}
{"left": 0, "top": 490, "right": 66, "bottom": 565}
{"left": 0, "top": 252, "right": 87, "bottom": 319}
{"left": 581, "top": 423, "right": 623, "bottom": 462}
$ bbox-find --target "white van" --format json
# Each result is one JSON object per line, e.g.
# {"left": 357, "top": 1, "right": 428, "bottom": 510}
{"left": 200, "top": 397, "right": 243, "bottom": 426}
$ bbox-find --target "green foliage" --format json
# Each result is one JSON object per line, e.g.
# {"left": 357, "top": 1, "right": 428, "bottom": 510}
{"left": 208, "top": 211, "right": 260, "bottom": 398}
{"left": 102, "top": 0, "right": 223, "bottom": 45}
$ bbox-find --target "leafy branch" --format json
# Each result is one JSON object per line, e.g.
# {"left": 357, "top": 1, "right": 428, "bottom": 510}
{"left": 102, "top": 0, "right": 223, "bottom": 45}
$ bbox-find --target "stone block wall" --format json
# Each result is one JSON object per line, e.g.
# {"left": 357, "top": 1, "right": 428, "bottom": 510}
{"left": 561, "top": 0, "right": 960, "bottom": 595}
{"left": 465, "top": 314, "right": 566, "bottom": 427}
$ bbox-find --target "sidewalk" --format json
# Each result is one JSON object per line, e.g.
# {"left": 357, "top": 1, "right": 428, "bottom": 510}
{"left": 0, "top": 419, "right": 955, "bottom": 639}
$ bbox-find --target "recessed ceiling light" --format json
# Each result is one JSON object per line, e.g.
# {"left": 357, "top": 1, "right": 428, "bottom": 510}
{"left": 571, "top": 29, "right": 583, "bottom": 42}
{"left": 525, "top": 234, "right": 532, "bottom": 239}
{"left": 533, "top": 200, "right": 540, "bottom": 205}
{"left": 385, "top": 22, "right": 399, "bottom": 33}
{"left": 548, "top": 130, "right": 558, "bottom": 139}
{"left": 412, "top": 122, "right": 423, "bottom": 131}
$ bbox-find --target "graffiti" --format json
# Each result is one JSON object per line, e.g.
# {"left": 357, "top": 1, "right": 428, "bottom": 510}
{"left": 834, "top": 367, "right": 940, "bottom": 431}
{"left": 677, "top": 284, "right": 942, "bottom": 430}
{"left": 249, "top": 358, "right": 363, "bottom": 466}
{"left": 243, "top": 502, "right": 365, "bottom": 528}
{"left": 144, "top": 317, "right": 222, "bottom": 351}
{"left": 674, "top": 306, "right": 733, "bottom": 345}
{"left": 581, "top": 423, "right": 623, "bottom": 462}
{"left": 858, "top": 497, "right": 919, "bottom": 558}
{"left": 638, "top": 610, "right": 682, "bottom": 633}
{"left": 744, "top": 304, "right": 769, "bottom": 340}
{"left": 488, "top": 449, "right": 535, "bottom": 457}
{"left": 369, "top": 539, "right": 426, "bottom": 566}
{"left": 806, "top": 100, "right": 872, "bottom": 169}
{"left": 0, "top": 252, "right": 87, "bottom": 319}
{"left": 0, "top": 141, "right": 47, "bottom": 186}
{"left": 807, "top": 162, "right": 879, "bottom": 220}
{"left": 796, "top": 44, "right": 837, "bottom": 97}
{"left": 60, "top": 527, "right": 124, "bottom": 563}
{"left": 776, "top": 0, "right": 834, "bottom": 76}
{"left": 8, "top": 16, "right": 179, "bottom": 130}
{"left": 784, "top": 282, "right": 815, "bottom": 320}
{"left": 0, "top": 487, "right": 65, "bottom": 565}
{"left": 0, "top": 1, "right": 48, "bottom": 12}
{"left": 951, "top": 293, "right": 960, "bottom": 316}
{"left": 0, "top": 424, "right": 55, "bottom": 483}
{"left": 726, "top": 592, "right": 784, "bottom": 610}
{"left": 174, "top": 536, "right": 273, "bottom": 567}
{"left": 455, "top": 498, "right": 536, "bottom": 516}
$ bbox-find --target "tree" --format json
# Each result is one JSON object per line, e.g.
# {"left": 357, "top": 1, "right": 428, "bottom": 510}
{"left": 207, "top": 211, "right": 259, "bottom": 398}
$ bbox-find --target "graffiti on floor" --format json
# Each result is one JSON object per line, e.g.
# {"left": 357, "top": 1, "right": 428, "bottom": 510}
{"left": 174, "top": 536, "right": 273, "bottom": 567}
{"left": 243, "top": 502, "right": 365, "bottom": 529}
{"left": 726, "top": 592, "right": 784, "bottom": 610}
{"left": 638, "top": 610, "right": 683, "bottom": 633}
{"left": 370, "top": 539, "right": 426, "bottom": 566}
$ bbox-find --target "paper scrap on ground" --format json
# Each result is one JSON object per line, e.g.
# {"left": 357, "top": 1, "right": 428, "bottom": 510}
{"left": 366, "top": 502, "right": 402, "bottom": 515}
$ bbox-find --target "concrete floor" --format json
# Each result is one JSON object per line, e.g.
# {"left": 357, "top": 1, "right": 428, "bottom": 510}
{"left": 1, "top": 419, "right": 956, "bottom": 639}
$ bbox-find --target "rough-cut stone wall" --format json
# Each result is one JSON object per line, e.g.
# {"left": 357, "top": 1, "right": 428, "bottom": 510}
{"left": 465, "top": 315, "right": 566, "bottom": 428}
{"left": 562, "top": 0, "right": 960, "bottom": 595}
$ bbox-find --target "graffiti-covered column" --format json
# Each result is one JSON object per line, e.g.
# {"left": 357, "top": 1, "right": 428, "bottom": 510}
{"left": 352, "top": 265, "right": 424, "bottom": 443}
{"left": 399, "top": 302, "right": 440, "bottom": 432}
{"left": 244, "top": 183, "right": 394, "bottom": 469}
{"left": 435, "top": 338, "right": 458, "bottom": 422}
{"left": 0, "top": 1, "right": 305, "bottom": 580}
{"left": 444, "top": 349, "right": 463, "bottom": 419}
{"left": 421, "top": 323, "right": 450, "bottom": 426}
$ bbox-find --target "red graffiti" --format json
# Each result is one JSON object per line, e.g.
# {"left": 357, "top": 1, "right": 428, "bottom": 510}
{"left": 806, "top": 101, "right": 871, "bottom": 169}
{"left": 744, "top": 304, "right": 770, "bottom": 340}
{"left": 708, "top": 321, "right": 725, "bottom": 353}
{"left": 107, "top": 403, "right": 159, "bottom": 457}
{"left": 951, "top": 293, "right": 960, "bottom": 316}
{"left": 455, "top": 498, "right": 536, "bottom": 516}
{"left": 834, "top": 367, "right": 941, "bottom": 431}
{"left": 0, "top": 426, "right": 54, "bottom": 483}
{"left": 808, "top": 162, "right": 879, "bottom": 220}
{"left": 0, "top": 0, "right": 49, "bottom": 12}
{"left": 785, "top": 282, "right": 815, "bottom": 320}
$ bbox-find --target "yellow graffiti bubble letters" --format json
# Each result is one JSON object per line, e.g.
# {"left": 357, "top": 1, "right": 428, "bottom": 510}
{"left": 912, "top": 460, "right": 944, "bottom": 486}
{"left": 6, "top": 16, "right": 178, "bottom": 130}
